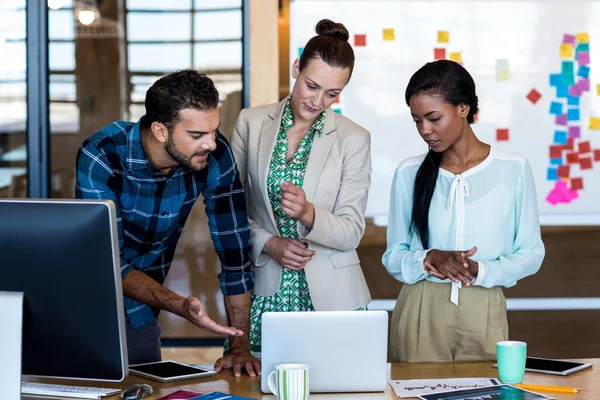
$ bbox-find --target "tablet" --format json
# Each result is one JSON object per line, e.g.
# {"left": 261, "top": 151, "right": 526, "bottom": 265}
{"left": 493, "top": 357, "right": 593, "bottom": 376}
{"left": 129, "top": 360, "right": 216, "bottom": 382}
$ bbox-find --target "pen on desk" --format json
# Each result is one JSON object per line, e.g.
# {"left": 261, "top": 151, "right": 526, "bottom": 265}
{"left": 514, "top": 383, "right": 580, "bottom": 394}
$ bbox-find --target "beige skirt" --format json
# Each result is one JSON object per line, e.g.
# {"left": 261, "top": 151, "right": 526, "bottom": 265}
{"left": 390, "top": 280, "right": 508, "bottom": 362}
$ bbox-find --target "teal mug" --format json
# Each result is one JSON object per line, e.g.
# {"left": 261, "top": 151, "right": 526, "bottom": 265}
{"left": 496, "top": 340, "right": 527, "bottom": 383}
{"left": 267, "top": 363, "right": 310, "bottom": 400}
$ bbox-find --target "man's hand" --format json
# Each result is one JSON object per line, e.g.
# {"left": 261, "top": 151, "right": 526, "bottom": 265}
{"left": 264, "top": 236, "right": 315, "bottom": 270}
{"left": 280, "top": 181, "right": 315, "bottom": 229}
{"left": 180, "top": 296, "right": 244, "bottom": 337}
{"left": 424, "top": 247, "right": 478, "bottom": 285}
{"left": 214, "top": 346, "right": 261, "bottom": 377}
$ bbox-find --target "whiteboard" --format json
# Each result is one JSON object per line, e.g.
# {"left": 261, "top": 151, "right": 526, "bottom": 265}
{"left": 290, "top": 0, "right": 600, "bottom": 225}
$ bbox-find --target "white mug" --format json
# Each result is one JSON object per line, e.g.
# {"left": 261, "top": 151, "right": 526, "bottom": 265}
{"left": 267, "top": 363, "right": 310, "bottom": 400}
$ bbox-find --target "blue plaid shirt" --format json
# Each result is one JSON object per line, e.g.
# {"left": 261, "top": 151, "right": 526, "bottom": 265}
{"left": 76, "top": 118, "right": 253, "bottom": 328}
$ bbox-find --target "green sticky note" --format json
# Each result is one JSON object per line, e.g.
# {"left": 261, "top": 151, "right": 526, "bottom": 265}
{"left": 561, "top": 61, "right": 574, "bottom": 85}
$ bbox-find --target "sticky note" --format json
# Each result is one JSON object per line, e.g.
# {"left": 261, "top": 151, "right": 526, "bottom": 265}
{"left": 576, "top": 32, "right": 589, "bottom": 43}
{"left": 550, "top": 74, "right": 562, "bottom": 86}
{"left": 334, "top": 95, "right": 340, "bottom": 104}
{"left": 567, "top": 152, "right": 580, "bottom": 164}
{"left": 496, "top": 128, "right": 509, "bottom": 141}
{"left": 568, "top": 126, "right": 581, "bottom": 139}
{"left": 298, "top": 47, "right": 304, "bottom": 58}
{"left": 526, "top": 88, "right": 541, "bottom": 104}
{"left": 437, "top": 30, "right": 449, "bottom": 43}
{"left": 354, "top": 34, "right": 366, "bottom": 47}
{"left": 567, "top": 108, "right": 580, "bottom": 121}
{"left": 589, "top": 117, "right": 600, "bottom": 130}
{"left": 577, "top": 51, "right": 590, "bottom": 66}
{"left": 560, "top": 43, "right": 574, "bottom": 58}
{"left": 579, "top": 141, "right": 592, "bottom": 154}
{"left": 562, "top": 61, "right": 574, "bottom": 85}
{"left": 449, "top": 52, "right": 462, "bottom": 63}
{"left": 594, "top": 150, "right": 600, "bottom": 162}
{"left": 550, "top": 158, "right": 563, "bottom": 165}
{"left": 434, "top": 48, "right": 446, "bottom": 60}
{"left": 496, "top": 69, "right": 511, "bottom": 81}
{"left": 547, "top": 167, "right": 558, "bottom": 181}
{"left": 555, "top": 114, "right": 567, "bottom": 125}
{"left": 578, "top": 66, "right": 590, "bottom": 78}
{"left": 333, "top": 108, "right": 342, "bottom": 114}
{"left": 550, "top": 101, "right": 563, "bottom": 115}
{"left": 550, "top": 145, "right": 563, "bottom": 158}
{"left": 565, "top": 138, "right": 575, "bottom": 151}
{"left": 578, "top": 78, "right": 590, "bottom": 92}
{"left": 597, "top": 84, "right": 600, "bottom": 96}
{"left": 554, "top": 130, "right": 568, "bottom": 144}
{"left": 569, "top": 85, "right": 581, "bottom": 97}
{"left": 557, "top": 165, "right": 570, "bottom": 178}
{"left": 576, "top": 43, "right": 589, "bottom": 54}
{"left": 568, "top": 96, "right": 580, "bottom": 106}
{"left": 383, "top": 28, "right": 395, "bottom": 41}
{"left": 571, "top": 177, "right": 584, "bottom": 191}
{"left": 556, "top": 84, "right": 569, "bottom": 98}
{"left": 580, "top": 157, "right": 593, "bottom": 170}
{"left": 563, "top": 33, "right": 576, "bottom": 44}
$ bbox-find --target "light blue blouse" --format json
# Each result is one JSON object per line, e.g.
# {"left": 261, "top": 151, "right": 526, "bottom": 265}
{"left": 382, "top": 146, "right": 545, "bottom": 297}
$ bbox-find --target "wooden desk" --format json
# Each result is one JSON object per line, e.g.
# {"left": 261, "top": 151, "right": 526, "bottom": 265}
{"left": 38, "top": 349, "right": 597, "bottom": 399}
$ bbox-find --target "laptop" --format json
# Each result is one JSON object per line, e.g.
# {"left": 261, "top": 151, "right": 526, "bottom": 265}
{"left": 261, "top": 311, "right": 388, "bottom": 393}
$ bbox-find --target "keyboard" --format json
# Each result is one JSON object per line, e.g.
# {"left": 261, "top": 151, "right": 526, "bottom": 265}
{"left": 21, "top": 382, "right": 121, "bottom": 399}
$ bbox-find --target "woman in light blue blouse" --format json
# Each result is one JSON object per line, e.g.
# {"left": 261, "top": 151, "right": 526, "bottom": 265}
{"left": 383, "top": 60, "right": 545, "bottom": 362}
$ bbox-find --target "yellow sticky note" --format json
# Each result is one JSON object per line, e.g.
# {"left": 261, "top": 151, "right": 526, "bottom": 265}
{"left": 560, "top": 43, "right": 574, "bottom": 58}
{"left": 449, "top": 52, "right": 462, "bottom": 63}
{"left": 576, "top": 32, "right": 589, "bottom": 43}
{"left": 437, "top": 30, "right": 449, "bottom": 43}
{"left": 383, "top": 28, "right": 395, "bottom": 41}
{"left": 590, "top": 117, "right": 600, "bottom": 130}
{"left": 597, "top": 84, "right": 600, "bottom": 96}
{"left": 496, "top": 69, "right": 511, "bottom": 81}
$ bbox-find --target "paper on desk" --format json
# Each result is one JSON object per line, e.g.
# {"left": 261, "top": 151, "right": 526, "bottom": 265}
{"left": 389, "top": 377, "right": 500, "bottom": 398}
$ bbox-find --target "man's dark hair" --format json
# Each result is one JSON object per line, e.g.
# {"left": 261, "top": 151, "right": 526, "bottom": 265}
{"left": 140, "top": 69, "right": 219, "bottom": 131}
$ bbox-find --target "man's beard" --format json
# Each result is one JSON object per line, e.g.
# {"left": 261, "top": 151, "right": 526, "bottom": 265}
{"left": 165, "top": 134, "right": 210, "bottom": 172}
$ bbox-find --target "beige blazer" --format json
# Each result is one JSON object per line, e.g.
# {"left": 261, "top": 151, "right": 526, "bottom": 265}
{"left": 230, "top": 97, "right": 372, "bottom": 311}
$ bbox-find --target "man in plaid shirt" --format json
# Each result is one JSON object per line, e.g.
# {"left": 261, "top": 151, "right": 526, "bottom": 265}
{"left": 76, "top": 70, "right": 259, "bottom": 376}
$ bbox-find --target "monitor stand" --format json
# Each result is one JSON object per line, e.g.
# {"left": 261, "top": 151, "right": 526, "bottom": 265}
{"left": 0, "top": 291, "right": 23, "bottom": 400}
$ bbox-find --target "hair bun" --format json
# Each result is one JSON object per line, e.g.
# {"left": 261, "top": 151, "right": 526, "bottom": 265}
{"left": 315, "top": 19, "right": 349, "bottom": 41}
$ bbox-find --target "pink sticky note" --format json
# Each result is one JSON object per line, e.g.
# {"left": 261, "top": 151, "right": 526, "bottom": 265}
{"left": 546, "top": 192, "right": 560, "bottom": 206}
{"left": 569, "top": 84, "right": 582, "bottom": 97}
{"left": 577, "top": 51, "right": 590, "bottom": 65}
{"left": 578, "top": 78, "right": 590, "bottom": 92}
{"left": 568, "top": 126, "right": 581, "bottom": 139}
{"left": 555, "top": 114, "right": 567, "bottom": 125}
{"left": 563, "top": 33, "right": 576, "bottom": 44}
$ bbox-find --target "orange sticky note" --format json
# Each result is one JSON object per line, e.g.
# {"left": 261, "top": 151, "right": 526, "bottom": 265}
{"left": 449, "top": 52, "right": 462, "bottom": 63}
{"left": 580, "top": 157, "right": 593, "bottom": 170}
{"left": 564, "top": 139, "right": 575, "bottom": 151}
{"left": 334, "top": 95, "right": 340, "bottom": 104}
{"left": 549, "top": 145, "right": 563, "bottom": 158}
{"left": 354, "top": 34, "right": 366, "bottom": 47}
{"left": 383, "top": 28, "right": 395, "bottom": 41}
{"left": 571, "top": 177, "right": 584, "bottom": 190}
{"left": 566, "top": 152, "right": 580, "bottom": 164}
{"left": 579, "top": 141, "right": 592, "bottom": 154}
{"left": 594, "top": 150, "right": 600, "bottom": 161}
{"left": 557, "top": 165, "right": 570, "bottom": 178}
{"left": 496, "top": 128, "right": 509, "bottom": 141}
{"left": 434, "top": 48, "right": 446, "bottom": 60}
{"left": 437, "top": 30, "right": 449, "bottom": 43}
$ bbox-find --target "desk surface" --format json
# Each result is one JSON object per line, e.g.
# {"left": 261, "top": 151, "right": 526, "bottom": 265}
{"left": 38, "top": 349, "right": 598, "bottom": 399}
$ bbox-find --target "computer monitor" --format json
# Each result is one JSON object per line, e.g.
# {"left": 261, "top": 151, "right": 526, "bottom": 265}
{"left": 0, "top": 199, "right": 128, "bottom": 382}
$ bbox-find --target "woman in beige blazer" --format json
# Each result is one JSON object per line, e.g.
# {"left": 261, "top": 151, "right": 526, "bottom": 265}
{"left": 229, "top": 19, "right": 372, "bottom": 358}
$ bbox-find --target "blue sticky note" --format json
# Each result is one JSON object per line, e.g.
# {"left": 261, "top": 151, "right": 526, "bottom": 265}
{"left": 568, "top": 96, "right": 580, "bottom": 106}
{"left": 547, "top": 167, "right": 558, "bottom": 181}
{"left": 567, "top": 108, "right": 580, "bottom": 121}
{"left": 550, "top": 158, "right": 563, "bottom": 165}
{"left": 298, "top": 47, "right": 304, "bottom": 58}
{"left": 333, "top": 108, "right": 342, "bottom": 114}
{"left": 556, "top": 84, "right": 569, "bottom": 98}
{"left": 562, "top": 61, "right": 575, "bottom": 85}
{"left": 576, "top": 43, "right": 589, "bottom": 54}
{"left": 549, "top": 101, "right": 563, "bottom": 115}
{"left": 578, "top": 65, "right": 590, "bottom": 78}
{"left": 554, "top": 130, "right": 568, "bottom": 144}
{"left": 550, "top": 74, "right": 562, "bottom": 87}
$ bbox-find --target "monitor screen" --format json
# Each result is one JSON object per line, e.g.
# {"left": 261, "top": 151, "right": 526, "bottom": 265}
{"left": 0, "top": 199, "right": 127, "bottom": 381}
